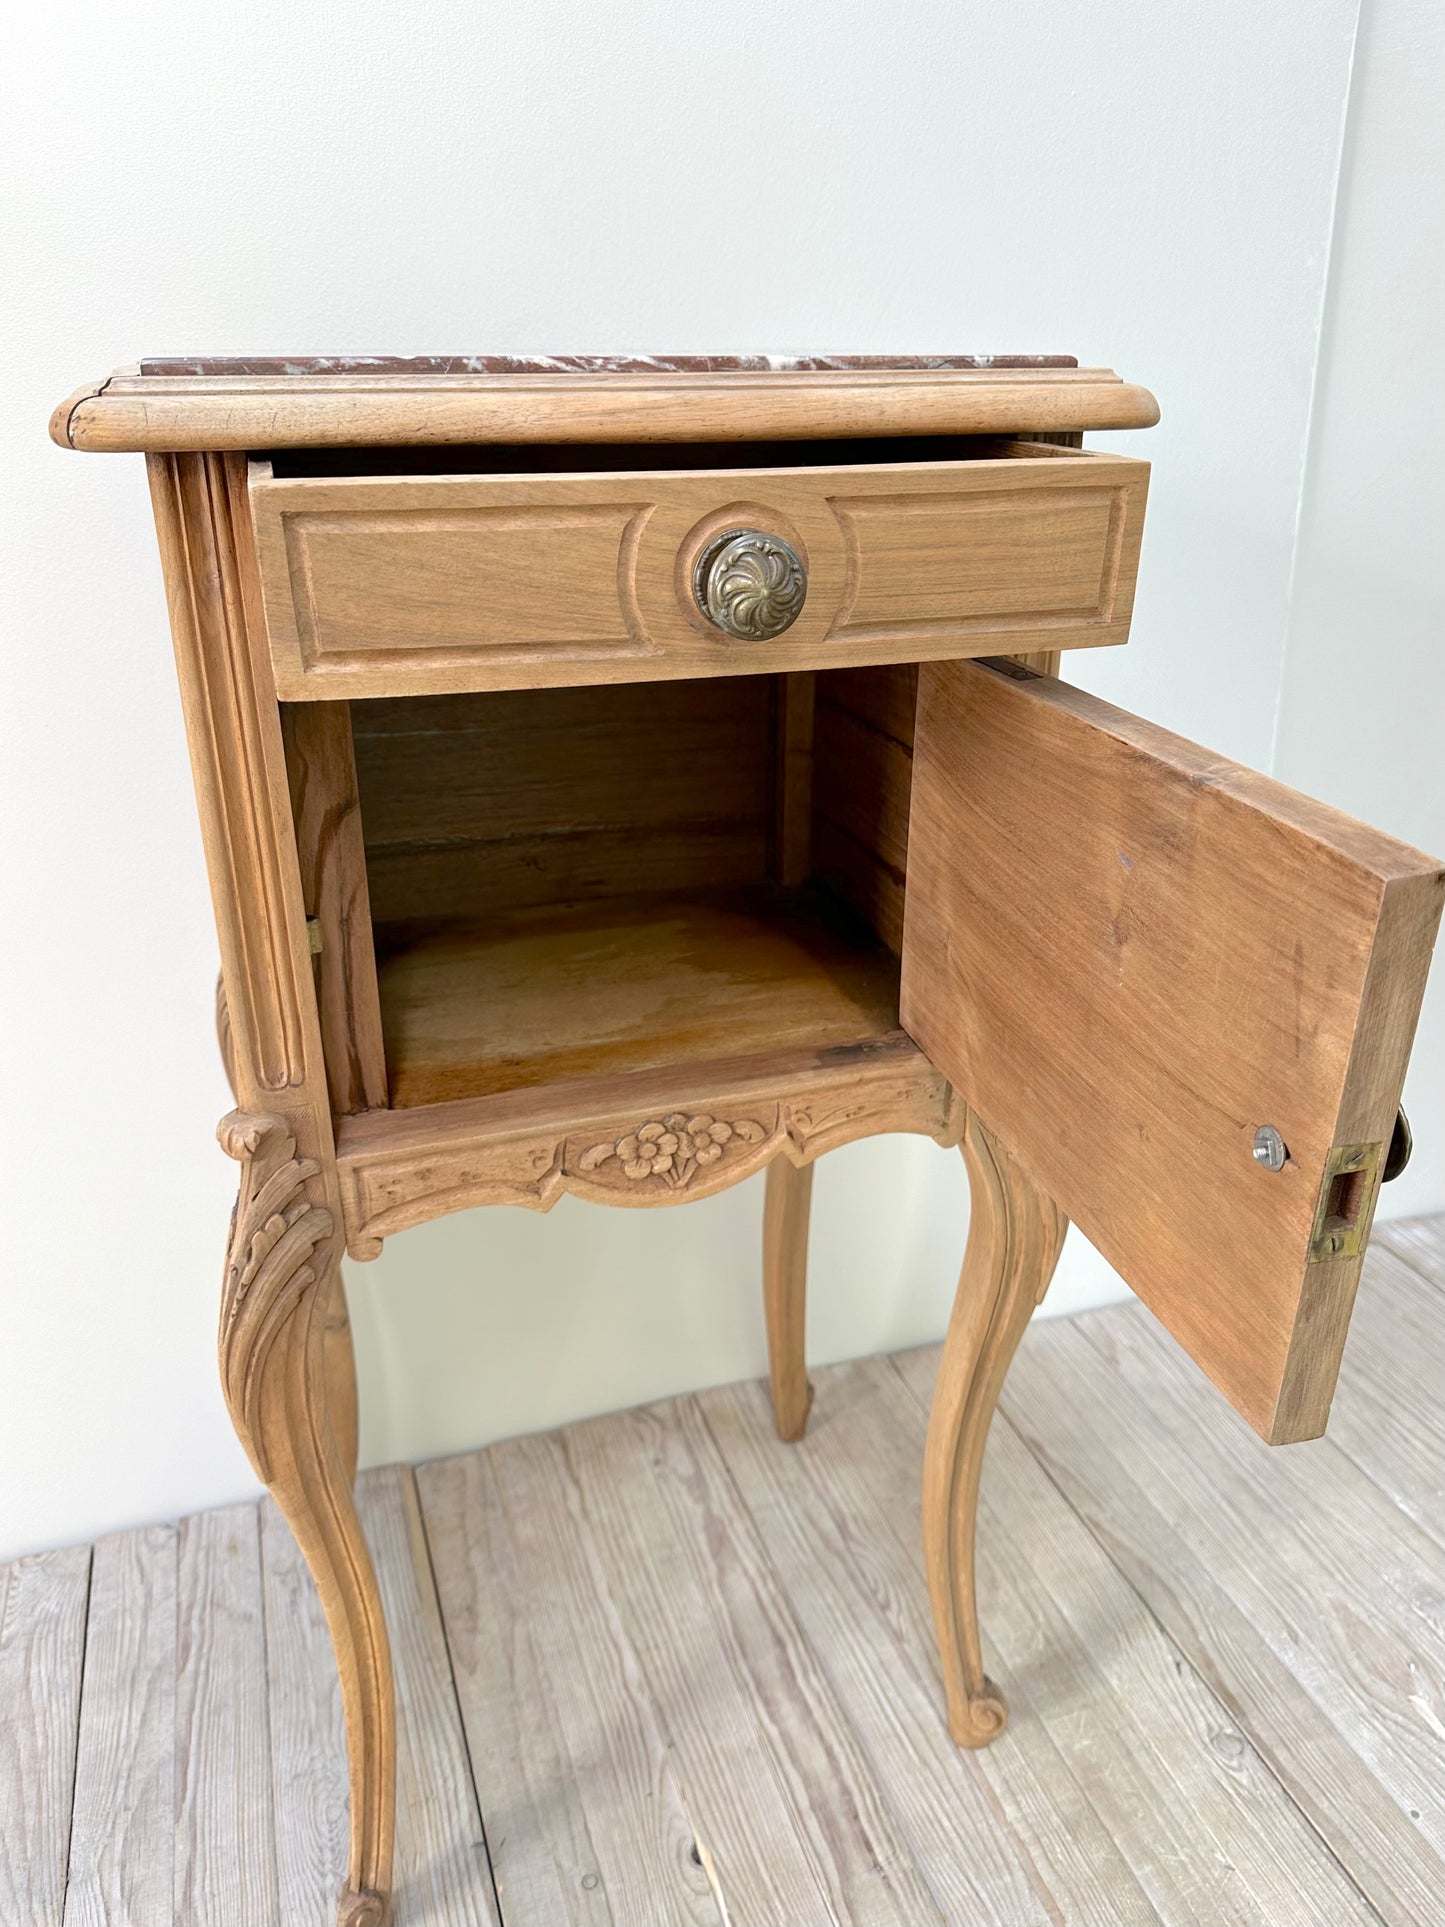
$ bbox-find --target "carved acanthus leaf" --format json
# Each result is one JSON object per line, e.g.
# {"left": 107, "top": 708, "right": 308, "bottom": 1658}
{"left": 218, "top": 1110, "right": 334, "bottom": 1480}
{"left": 576, "top": 1112, "right": 768, "bottom": 1191}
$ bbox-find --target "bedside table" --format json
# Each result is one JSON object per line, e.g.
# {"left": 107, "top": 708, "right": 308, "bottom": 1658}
{"left": 52, "top": 353, "right": 1443, "bottom": 1927}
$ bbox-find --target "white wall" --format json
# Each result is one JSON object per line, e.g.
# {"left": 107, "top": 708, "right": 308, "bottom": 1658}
{"left": 3, "top": 0, "right": 1436, "bottom": 1558}
{"left": 1272, "top": 0, "right": 1445, "bottom": 1221}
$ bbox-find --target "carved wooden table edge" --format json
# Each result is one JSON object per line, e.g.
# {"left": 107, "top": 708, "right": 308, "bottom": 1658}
{"left": 333, "top": 1036, "right": 957, "bottom": 1253}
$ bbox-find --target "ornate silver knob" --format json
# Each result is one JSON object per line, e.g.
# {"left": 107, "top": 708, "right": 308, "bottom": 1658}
{"left": 693, "top": 529, "right": 807, "bottom": 640}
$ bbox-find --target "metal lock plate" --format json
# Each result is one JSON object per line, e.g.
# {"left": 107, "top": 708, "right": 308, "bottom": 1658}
{"left": 1306, "top": 1138, "right": 1386, "bottom": 1264}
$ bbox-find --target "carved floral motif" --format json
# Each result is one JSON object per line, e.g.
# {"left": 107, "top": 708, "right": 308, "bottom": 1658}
{"left": 218, "top": 1110, "right": 334, "bottom": 1480}
{"left": 577, "top": 1112, "right": 767, "bottom": 1190}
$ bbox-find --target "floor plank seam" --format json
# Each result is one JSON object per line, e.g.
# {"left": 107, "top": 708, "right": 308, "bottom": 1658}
{"left": 999, "top": 1394, "right": 1396, "bottom": 1927}
{"left": 1041, "top": 1311, "right": 1437, "bottom": 1927}
{"left": 1376, "top": 1225, "right": 1445, "bottom": 1295}
{"left": 888, "top": 1343, "right": 1404, "bottom": 1926}
{"left": 1072, "top": 1308, "right": 1445, "bottom": 1680}
{"left": 252, "top": 1499, "right": 285, "bottom": 1927}
{"left": 880, "top": 1349, "right": 1222, "bottom": 1922}
{"left": 22, "top": 1217, "right": 1443, "bottom": 1927}
{"left": 689, "top": 1382, "right": 961, "bottom": 1927}
{"left": 1320, "top": 1426, "right": 1445, "bottom": 1555}
{"left": 56, "top": 1545, "right": 94, "bottom": 1927}
{"left": 407, "top": 1465, "right": 507, "bottom": 1927}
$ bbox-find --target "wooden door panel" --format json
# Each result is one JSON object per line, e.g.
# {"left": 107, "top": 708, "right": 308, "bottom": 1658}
{"left": 901, "top": 658, "right": 1442, "bottom": 1443}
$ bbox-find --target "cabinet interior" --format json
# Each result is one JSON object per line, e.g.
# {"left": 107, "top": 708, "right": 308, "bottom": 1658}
{"left": 265, "top": 432, "right": 1064, "bottom": 478}
{"left": 286, "top": 665, "right": 920, "bottom": 1115}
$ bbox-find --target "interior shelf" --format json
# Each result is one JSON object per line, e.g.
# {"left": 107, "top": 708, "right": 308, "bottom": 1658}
{"left": 375, "top": 886, "right": 903, "bottom": 1109}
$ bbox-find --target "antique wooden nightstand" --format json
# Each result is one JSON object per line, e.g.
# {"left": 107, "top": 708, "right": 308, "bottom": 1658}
{"left": 52, "top": 354, "right": 1443, "bottom": 1926}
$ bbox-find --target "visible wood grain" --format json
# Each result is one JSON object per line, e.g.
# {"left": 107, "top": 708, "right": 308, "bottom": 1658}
{"left": 1376, "top": 1212, "right": 1445, "bottom": 1284}
{"left": 811, "top": 819, "right": 908, "bottom": 956}
{"left": 355, "top": 1470, "right": 498, "bottom": 1925}
{"left": 816, "top": 663, "right": 919, "bottom": 749}
{"left": 248, "top": 450, "right": 1149, "bottom": 699}
{"left": 560, "top": 1396, "right": 946, "bottom": 1925}
{"left": 923, "top": 1115, "right": 1066, "bottom": 1744}
{"left": 376, "top": 889, "right": 901, "bottom": 1110}
{"left": 175, "top": 1504, "right": 276, "bottom": 1927}
{"left": 773, "top": 673, "right": 816, "bottom": 887}
{"left": 0, "top": 1546, "right": 90, "bottom": 1927}
{"left": 700, "top": 1366, "right": 1154, "bottom": 1926}
{"left": 994, "top": 1310, "right": 1445, "bottom": 1927}
{"left": 216, "top": 1116, "right": 395, "bottom": 1926}
{"left": 415, "top": 1450, "right": 612, "bottom": 1926}
{"left": 260, "top": 1495, "right": 349, "bottom": 1927}
{"left": 898, "top": 1350, "right": 1381, "bottom": 1927}
{"left": 263, "top": 1472, "right": 497, "bottom": 1927}
{"left": 353, "top": 679, "right": 772, "bottom": 926}
{"left": 903, "top": 656, "right": 1444, "bottom": 1442}
{"left": 812, "top": 669, "right": 916, "bottom": 951}
{"left": 63, "top": 1527, "right": 176, "bottom": 1927}
{"left": 1329, "top": 1242, "right": 1445, "bottom": 1546}
{"left": 420, "top": 1441, "right": 723, "bottom": 1927}
{"left": 763, "top": 1157, "right": 815, "bottom": 1441}
{"left": 147, "top": 453, "right": 330, "bottom": 1117}
{"left": 334, "top": 1036, "right": 956, "bottom": 1254}
{"left": 54, "top": 364, "right": 1161, "bottom": 454}
{"left": 281, "top": 700, "right": 388, "bottom": 1114}
{"left": 1000, "top": 1305, "right": 1445, "bottom": 1914}
{"left": 150, "top": 444, "right": 396, "bottom": 1918}
{"left": 813, "top": 700, "right": 913, "bottom": 876}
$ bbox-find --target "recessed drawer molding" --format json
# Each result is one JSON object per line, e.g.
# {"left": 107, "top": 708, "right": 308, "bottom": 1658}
{"left": 248, "top": 445, "right": 1149, "bottom": 699}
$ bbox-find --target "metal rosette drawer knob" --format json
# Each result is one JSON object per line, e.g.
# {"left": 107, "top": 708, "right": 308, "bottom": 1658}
{"left": 693, "top": 528, "right": 807, "bottom": 640}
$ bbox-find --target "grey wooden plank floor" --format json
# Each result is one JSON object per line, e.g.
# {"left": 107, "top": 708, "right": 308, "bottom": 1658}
{"left": 3, "top": 1214, "right": 1443, "bottom": 1927}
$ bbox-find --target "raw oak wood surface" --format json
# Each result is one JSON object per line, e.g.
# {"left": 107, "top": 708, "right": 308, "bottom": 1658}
{"left": 762, "top": 1156, "right": 815, "bottom": 1440}
{"left": 6, "top": 1216, "right": 1444, "bottom": 1927}
{"left": 902, "top": 657, "right": 1444, "bottom": 1443}
{"left": 375, "top": 889, "right": 902, "bottom": 1109}
{"left": 52, "top": 362, "right": 1161, "bottom": 453}
{"left": 246, "top": 447, "right": 1149, "bottom": 698}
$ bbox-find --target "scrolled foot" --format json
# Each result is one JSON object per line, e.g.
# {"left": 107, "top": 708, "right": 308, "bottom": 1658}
{"left": 949, "top": 1680, "right": 1010, "bottom": 1748}
{"left": 338, "top": 1886, "right": 390, "bottom": 1927}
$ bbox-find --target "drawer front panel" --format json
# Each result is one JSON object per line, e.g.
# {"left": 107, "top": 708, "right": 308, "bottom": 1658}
{"left": 248, "top": 449, "right": 1148, "bottom": 699}
{"left": 834, "top": 487, "right": 1123, "bottom": 637}
{"left": 286, "top": 504, "right": 648, "bottom": 657}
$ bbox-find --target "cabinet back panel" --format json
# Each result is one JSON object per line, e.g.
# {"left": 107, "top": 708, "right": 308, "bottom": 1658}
{"left": 812, "top": 665, "right": 918, "bottom": 953}
{"left": 352, "top": 678, "right": 774, "bottom": 926}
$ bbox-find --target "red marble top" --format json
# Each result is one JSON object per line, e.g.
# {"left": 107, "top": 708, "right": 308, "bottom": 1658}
{"left": 138, "top": 354, "right": 1078, "bottom": 378}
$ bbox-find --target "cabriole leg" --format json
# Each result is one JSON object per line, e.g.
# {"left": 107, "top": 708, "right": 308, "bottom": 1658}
{"left": 219, "top": 1111, "right": 395, "bottom": 1926}
{"left": 763, "top": 1155, "right": 815, "bottom": 1441}
{"left": 923, "top": 1109, "right": 1067, "bottom": 1744}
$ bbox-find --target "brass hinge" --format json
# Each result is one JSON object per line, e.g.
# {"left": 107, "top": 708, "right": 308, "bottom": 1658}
{"left": 306, "top": 917, "right": 323, "bottom": 956}
{"left": 1306, "top": 1139, "right": 1385, "bottom": 1264}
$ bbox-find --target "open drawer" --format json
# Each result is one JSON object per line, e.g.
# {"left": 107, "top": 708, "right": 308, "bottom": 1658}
{"left": 901, "top": 659, "right": 1443, "bottom": 1445}
{"left": 247, "top": 438, "right": 1149, "bottom": 699}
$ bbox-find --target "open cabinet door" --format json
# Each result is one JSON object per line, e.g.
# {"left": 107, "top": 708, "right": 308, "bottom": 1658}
{"left": 901, "top": 658, "right": 1442, "bottom": 1444}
